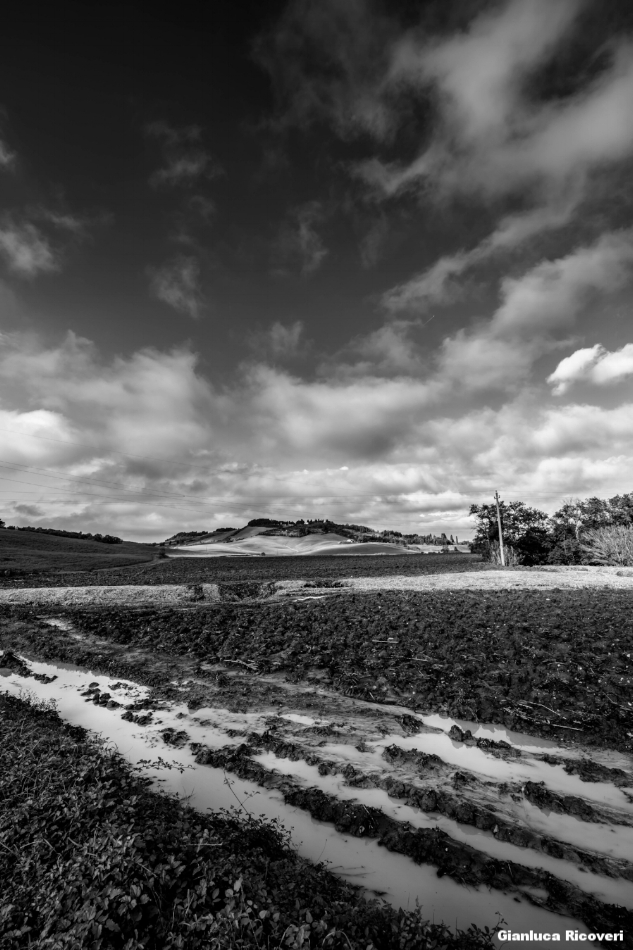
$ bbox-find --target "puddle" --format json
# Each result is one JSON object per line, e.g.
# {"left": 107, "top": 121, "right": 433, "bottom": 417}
{"left": 0, "top": 655, "right": 600, "bottom": 946}
{"left": 41, "top": 617, "right": 75, "bottom": 632}
{"left": 280, "top": 713, "right": 320, "bottom": 726}
{"left": 420, "top": 713, "right": 568, "bottom": 753}
{"left": 253, "top": 751, "right": 633, "bottom": 911}
{"left": 373, "top": 733, "right": 633, "bottom": 813}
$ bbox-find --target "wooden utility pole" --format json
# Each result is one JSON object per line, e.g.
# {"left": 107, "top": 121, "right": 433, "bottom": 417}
{"left": 494, "top": 490, "right": 506, "bottom": 567}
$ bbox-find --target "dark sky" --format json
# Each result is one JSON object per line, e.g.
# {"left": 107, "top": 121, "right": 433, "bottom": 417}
{"left": 1, "top": 0, "right": 633, "bottom": 540}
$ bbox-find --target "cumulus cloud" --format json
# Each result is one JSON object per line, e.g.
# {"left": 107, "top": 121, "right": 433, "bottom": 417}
{"left": 548, "top": 343, "right": 633, "bottom": 394}
{"left": 146, "top": 121, "right": 222, "bottom": 188}
{"left": 148, "top": 256, "right": 205, "bottom": 318}
{"left": 437, "top": 229, "right": 633, "bottom": 390}
{"left": 2, "top": 325, "right": 633, "bottom": 539}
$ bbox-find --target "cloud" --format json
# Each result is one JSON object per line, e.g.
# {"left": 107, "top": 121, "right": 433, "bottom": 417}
{"left": 0, "top": 138, "right": 15, "bottom": 170}
{"left": 493, "top": 229, "right": 633, "bottom": 335}
{"left": 146, "top": 121, "right": 222, "bottom": 188}
{"left": 249, "top": 320, "right": 308, "bottom": 360}
{"left": 274, "top": 202, "right": 328, "bottom": 276}
{"left": 361, "top": 0, "right": 633, "bottom": 201}
{"left": 0, "top": 217, "right": 59, "bottom": 277}
{"left": 254, "top": 0, "right": 399, "bottom": 140}
{"left": 320, "top": 318, "right": 425, "bottom": 379}
{"left": 436, "top": 229, "right": 633, "bottom": 391}
{"left": 2, "top": 325, "right": 633, "bottom": 539}
{"left": 383, "top": 192, "right": 581, "bottom": 312}
{"left": 148, "top": 256, "right": 205, "bottom": 318}
{"left": 13, "top": 503, "right": 44, "bottom": 518}
{"left": 548, "top": 343, "right": 633, "bottom": 394}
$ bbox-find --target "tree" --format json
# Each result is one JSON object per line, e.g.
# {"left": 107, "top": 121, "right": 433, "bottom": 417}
{"left": 469, "top": 500, "right": 551, "bottom": 565}
{"left": 0, "top": 516, "right": 5, "bottom": 528}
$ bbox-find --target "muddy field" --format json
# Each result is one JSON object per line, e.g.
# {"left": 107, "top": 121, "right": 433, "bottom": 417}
{"left": 0, "top": 551, "right": 489, "bottom": 587}
{"left": 1, "top": 568, "right": 632, "bottom": 948}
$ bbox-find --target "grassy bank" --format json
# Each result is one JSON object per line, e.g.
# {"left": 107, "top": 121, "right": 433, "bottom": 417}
{"left": 0, "top": 690, "right": 496, "bottom": 950}
{"left": 0, "top": 527, "right": 156, "bottom": 577}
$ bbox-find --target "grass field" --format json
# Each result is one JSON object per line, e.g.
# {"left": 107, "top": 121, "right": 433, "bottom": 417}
{"left": 0, "top": 528, "right": 156, "bottom": 575}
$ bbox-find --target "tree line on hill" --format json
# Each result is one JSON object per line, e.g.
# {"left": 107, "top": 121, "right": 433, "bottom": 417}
{"left": 470, "top": 493, "right": 633, "bottom": 566}
{"left": 251, "top": 519, "right": 458, "bottom": 545}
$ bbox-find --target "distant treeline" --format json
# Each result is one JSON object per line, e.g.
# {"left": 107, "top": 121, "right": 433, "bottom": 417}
{"left": 253, "top": 518, "right": 458, "bottom": 545}
{"left": 4, "top": 525, "right": 123, "bottom": 544}
{"left": 163, "top": 528, "right": 237, "bottom": 545}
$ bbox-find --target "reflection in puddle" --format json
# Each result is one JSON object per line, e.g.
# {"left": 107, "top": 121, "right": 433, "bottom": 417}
{"left": 0, "top": 653, "right": 615, "bottom": 946}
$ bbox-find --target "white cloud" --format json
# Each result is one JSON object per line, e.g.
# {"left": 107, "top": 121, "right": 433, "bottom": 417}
{"left": 148, "top": 256, "right": 205, "bottom": 318}
{"left": 436, "top": 230, "right": 633, "bottom": 391}
{"left": 0, "top": 217, "right": 59, "bottom": 277}
{"left": 493, "top": 230, "right": 633, "bottom": 335}
{"left": 548, "top": 343, "right": 633, "bottom": 395}
{"left": 363, "top": 0, "right": 633, "bottom": 202}
{"left": 383, "top": 193, "right": 580, "bottom": 312}
{"left": 2, "top": 325, "right": 633, "bottom": 539}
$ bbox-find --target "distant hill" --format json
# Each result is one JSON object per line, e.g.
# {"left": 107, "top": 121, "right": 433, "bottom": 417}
{"left": 162, "top": 518, "right": 462, "bottom": 548}
{"left": 0, "top": 527, "right": 156, "bottom": 576}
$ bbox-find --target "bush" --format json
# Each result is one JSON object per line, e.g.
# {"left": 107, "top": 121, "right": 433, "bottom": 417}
{"left": 547, "top": 539, "right": 583, "bottom": 565}
{"left": 487, "top": 541, "right": 520, "bottom": 566}
{"left": 581, "top": 526, "right": 633, "bottom": 566}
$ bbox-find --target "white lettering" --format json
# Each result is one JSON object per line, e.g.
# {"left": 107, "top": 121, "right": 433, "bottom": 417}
{"left": 579, "top": 936, "right": 587, "bottom": 942}
{"left": 552, "top": 936, "right": 561, "bottom": 942}
{"left": 543, "top": 936, "right": 550, "bottom": 942}
{"left": 566, "top": 933, "right": 576, "bottom": 941}
{"left": 605, "top": 936, "right": 612, "bottom": 942}
{"left": 498, "top": 932, "right": 508, "bottom": 941}
{"left": 588, "top": 937, "right": 596, "bottom": 943}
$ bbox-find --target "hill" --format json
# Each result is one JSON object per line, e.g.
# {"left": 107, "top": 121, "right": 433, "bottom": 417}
{"left": 163, "top": 518, "right": 470, "bottom": 558}
{"left": 163, "top": 518, "right": 463, "bottom": 550}
{"left": 0, "top": 527, "right": 156, "bottom": 576}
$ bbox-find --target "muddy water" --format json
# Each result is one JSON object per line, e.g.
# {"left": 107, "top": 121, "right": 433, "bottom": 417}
{"left": 372, "top": 732, "right": 633, "bottom": 812}
{"left": 0, "top": 653, "right": 620, "bottom": 947}
{"left": 252, "top": 751, "right": 633, "bottom": 910}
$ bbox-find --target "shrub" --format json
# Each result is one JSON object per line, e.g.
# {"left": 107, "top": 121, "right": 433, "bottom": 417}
{"left": 581, "top": 526, "right": 633, "bottom": 566}
{"left": 488, "top": 541, "right": 521, "bottom": 566}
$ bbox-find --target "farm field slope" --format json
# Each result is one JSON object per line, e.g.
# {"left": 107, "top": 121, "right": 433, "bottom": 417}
{"left": 0, "top": 527, "right": 155, "bottom": 575}
{"left": 0, "top": 551, "right": 488, "bottom": 588}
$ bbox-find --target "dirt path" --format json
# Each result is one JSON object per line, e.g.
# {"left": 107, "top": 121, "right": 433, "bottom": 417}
{"left": 1, "top": 566, "right": 632, "bottom": 606}
{"left": 346, "top": 565, "right": 633, "bottom": 592}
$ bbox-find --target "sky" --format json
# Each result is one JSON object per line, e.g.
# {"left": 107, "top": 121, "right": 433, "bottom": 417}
{"left": 1, "top": 0, "right": 633, "bottom": 542}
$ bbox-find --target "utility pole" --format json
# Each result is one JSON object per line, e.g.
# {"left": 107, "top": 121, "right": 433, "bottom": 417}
{"left": 494, "top": 490, "right": 506, "bottom": 567}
